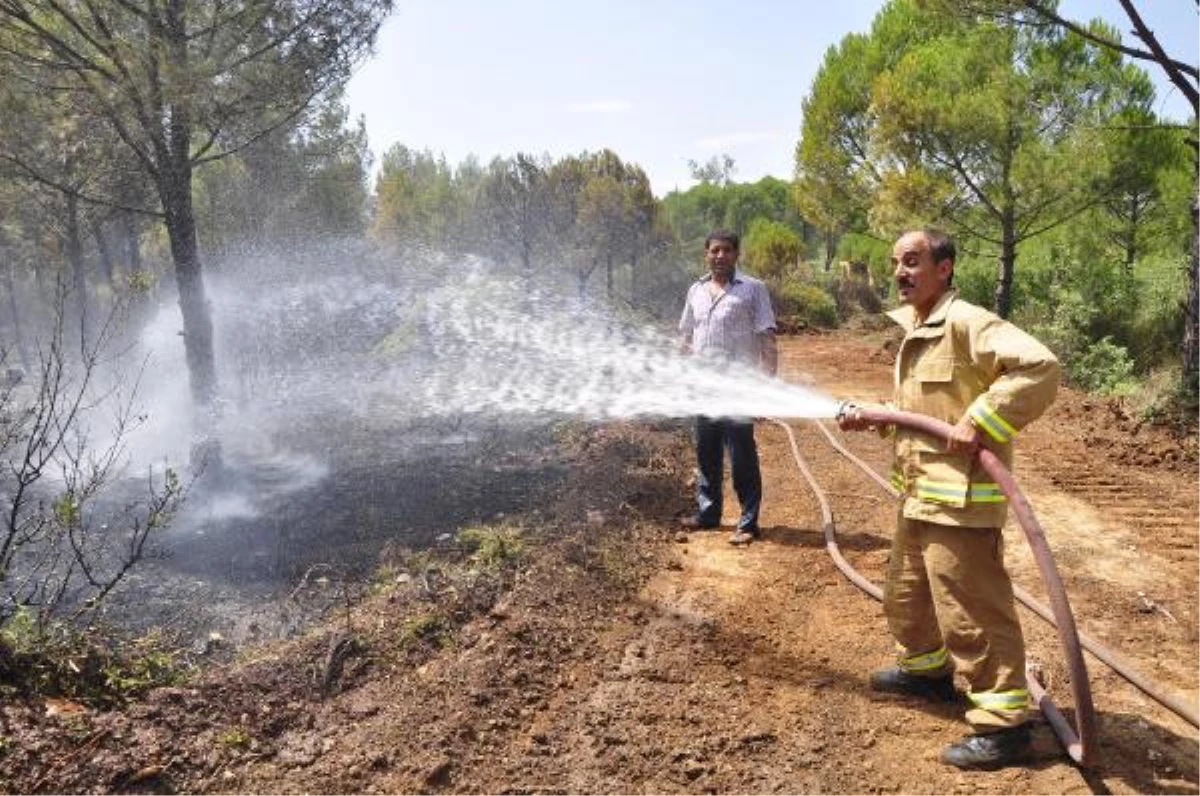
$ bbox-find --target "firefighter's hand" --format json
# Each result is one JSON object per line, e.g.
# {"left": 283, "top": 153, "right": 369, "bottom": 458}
{"left": 945, "top": 416, "right": 982, "bottom": 456}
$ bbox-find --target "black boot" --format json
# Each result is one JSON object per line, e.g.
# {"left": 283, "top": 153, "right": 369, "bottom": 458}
{"left": 868, "top": 666, "right": 958, "bottom": 702}
{"left": 940, "top": 725, "right": 1032, "bottom": 770}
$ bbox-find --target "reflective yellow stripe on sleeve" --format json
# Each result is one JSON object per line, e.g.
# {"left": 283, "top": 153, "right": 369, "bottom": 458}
{"left": 899, "top": 645, "right": 950, "bottom": 673}
{"left": 968, "top": 396, "right": 1017, "bottom": 444}
{"left": 967, "top": 689, "right": 1030, "bottom": 711}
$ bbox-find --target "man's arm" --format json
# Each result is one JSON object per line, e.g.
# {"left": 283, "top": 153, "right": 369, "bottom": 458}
{"left": 678, "top": 284, "right": 696, "bottom": 355}
{"left": 965, "top": 316, "right": 1061, "bottom": 444}
{"left": 758, "top": 330, "right": 778, "bottom": 376}
{"left": 752, "top": 280, "right": 778, "bottom": 376}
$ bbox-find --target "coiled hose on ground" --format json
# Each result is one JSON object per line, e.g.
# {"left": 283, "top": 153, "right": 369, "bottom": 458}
{"left": 770, "top": 407, "right": 1198, "bottom": 767}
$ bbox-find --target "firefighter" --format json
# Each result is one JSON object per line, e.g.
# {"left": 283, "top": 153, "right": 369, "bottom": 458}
{"left": 838, "top": 228, "right": 1060, "bottom": 769}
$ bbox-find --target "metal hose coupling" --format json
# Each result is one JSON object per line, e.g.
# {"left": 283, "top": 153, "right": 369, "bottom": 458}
{"left": 835, "top": 400, "right": 859, "bottom": 422}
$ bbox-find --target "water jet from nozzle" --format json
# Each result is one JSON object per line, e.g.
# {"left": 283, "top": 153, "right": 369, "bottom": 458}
{"left": 367, "top": 270, "right": 844, "bottom": 423}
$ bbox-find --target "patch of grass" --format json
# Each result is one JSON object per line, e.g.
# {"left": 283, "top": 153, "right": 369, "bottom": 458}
{"left": 101, "top": 630, "right": 187, "bottom": 696}
{"left": 398, "top": 613, "right": 451, "bottom": 651}
{"left": 218, "top": 726, "right": 252, "bottom": 749}
{"left": 597, "top": 539, "right": 642, "bottom": 589}
{"left": 457, "top": 523, "right": 525, "bottom": 570}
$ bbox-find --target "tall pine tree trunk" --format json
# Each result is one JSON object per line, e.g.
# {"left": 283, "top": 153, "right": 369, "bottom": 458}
{"left": 160, "top": 167, "right": 216, "bottom": 409}
{"left": 994, "top": 209, "right": 1017, "bottom": 319}
{"left": 159, "top": 8, "right": 218, "bottom": 415}
{"left": 90, "top": 217, "right": 116, "bottom": 291}
{"left": 1184, "top": 190, "right": 1199, "bottom": 397}
{"left": 0, "top": 229, "right": 32, "bottom": 372}
{"left": 65, "top": 194, "right": 89, "bottom": 342}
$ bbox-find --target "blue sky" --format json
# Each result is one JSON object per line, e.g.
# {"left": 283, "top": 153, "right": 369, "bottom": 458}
{"left": 346, "top": 0, "right": 1197, "bottom": 198}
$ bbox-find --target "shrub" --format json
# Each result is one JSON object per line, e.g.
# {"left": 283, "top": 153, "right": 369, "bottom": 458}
{"left": 0, "top": 611, "right": 188, "bottom": 705}
{"left": 1067, "top": 336, "right": 1137, "bottom": 395}
{"left": 774, "top": 281, "right": 839, "bottom": 328}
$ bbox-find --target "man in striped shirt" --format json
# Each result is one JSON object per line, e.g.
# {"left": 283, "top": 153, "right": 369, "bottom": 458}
{"left": 678, "top": 229, "right": 778, "bottom": 546}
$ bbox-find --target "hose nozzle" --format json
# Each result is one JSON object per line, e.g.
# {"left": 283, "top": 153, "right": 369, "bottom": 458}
{"left": 835, "top": 400, "right": 859, "bottom": 422}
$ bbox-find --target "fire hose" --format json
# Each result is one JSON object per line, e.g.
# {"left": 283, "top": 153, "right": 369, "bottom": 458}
{"left": 804, "top": 415, "right": 1200, "bottom": 734}
{"left": 775, "top": 404, "right": 1113, "bottom": 763}
{"left": 777, "top": 408, "right": 1200, "bottom": 768}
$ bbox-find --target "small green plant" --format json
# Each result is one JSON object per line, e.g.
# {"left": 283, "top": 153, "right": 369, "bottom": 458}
{"left": 51, "top": 493, "right": 81, "bottom": 526}
{"left": 398, "top": 548, "right": 436, "bottom": 576}
{"left": 398, "top": 613, "right": 450, "bottom": 650}
{"left": 597, "top": 541, "right": 640, "bottom": 588}
{"left": 218, "top": 726, "right": 252, "bottom": 749}
{"left": 456, "top": 524, "right": 525, "bottom": 570}
{"left": 100, "top": 630, "right": 186, "bottom": 696}
{"left": 0, "top": 606, "right": 38, "bottom": 652}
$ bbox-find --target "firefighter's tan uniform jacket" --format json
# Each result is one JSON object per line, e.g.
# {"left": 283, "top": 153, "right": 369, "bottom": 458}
{"left": 882, "top": 289, "right": 1060, "bottom": 731}
{"left": 887, "top": 290, "right": 1060, "bottom": 527}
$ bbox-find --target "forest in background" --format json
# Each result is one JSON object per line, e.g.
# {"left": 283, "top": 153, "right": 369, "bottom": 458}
{"left": 2, "top": 1, "right": 1194, "bottom": 415}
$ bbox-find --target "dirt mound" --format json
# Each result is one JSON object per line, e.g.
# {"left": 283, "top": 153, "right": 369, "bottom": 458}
{"left": 1053, "top": 393, "right": 1198, "bottom": 473}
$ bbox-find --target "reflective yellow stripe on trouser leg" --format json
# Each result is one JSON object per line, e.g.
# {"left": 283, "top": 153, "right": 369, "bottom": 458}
{"left": 899, "top": 645, "right": 950, "bottom": 674}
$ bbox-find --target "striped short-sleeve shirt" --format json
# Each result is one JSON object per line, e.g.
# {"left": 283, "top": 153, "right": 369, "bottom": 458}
{"left": 679, "top": 270, "right": 776, "bottom": 368}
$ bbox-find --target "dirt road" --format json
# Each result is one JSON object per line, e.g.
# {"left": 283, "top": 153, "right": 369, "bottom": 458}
{"left": 2, "top": 331, "right": 1196, "bottom": 794}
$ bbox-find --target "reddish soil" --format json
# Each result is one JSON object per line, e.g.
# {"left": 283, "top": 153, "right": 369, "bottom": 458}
{"left": 2, "top": 330, "right": 1197, "bottom": 794}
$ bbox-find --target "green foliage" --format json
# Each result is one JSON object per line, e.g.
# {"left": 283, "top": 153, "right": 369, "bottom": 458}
{"left": 661, "top": 176, "right": 811, "bottom": 262}
{"left": 795, "top": 0, "right": 960, "bottom": 240}
{"left": 456, "top": 524, "right": 525, "bottom": 570}
{"left": 834, "top": 277, "right": 883, "bottom": 316}
{"left": 100, "top": 631, "right": 186, "bottom": 696}
{"left": 774, "top": 281, "right": 840, "bottom": 328}
{"left": 1128, "top": 368, "right": 1197, "bottom": 427}
{"left": 0, "top": 611, "right": 188, "bottom": 706}
{"left": 688, "top": 154, "right": 736, "bottom": 186}
{"left": 219, "top": 726, "right": 253, "bottom": 749}
{"left": 1067, "top": 337, "right": 1137, "bottom": 395}
{"left": 799, "top": 0, "right": 1182, "bottom": 328}
{"left": 0, "top": 605, "right": 37, "bottom": 653}
{"left": 398, "top": 613, "right": 450, "bottom": 650}
{"left": 742, "top": 219, "right": 804, "bottom": 281}
{"left": 189, "top": 89, "right": 373, "bottom": 252}
{"left": 835, "top": 232, "right": 893, "bottom": 291}
{"left": 1128, "top": 253, "right": 1188, "bottom": 369}
{"left": 52, "top": 493, "right": 80, "bottom": 527}
{"left": 372, "top": 145, "right": 461, "bottom": 249}
{"left": 948, "top": 256, "right": 996, "bottom": 308}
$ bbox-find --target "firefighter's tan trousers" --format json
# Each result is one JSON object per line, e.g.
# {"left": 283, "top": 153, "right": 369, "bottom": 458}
{"left": 885, "top": 512, "right": 1029, "bottom": 731}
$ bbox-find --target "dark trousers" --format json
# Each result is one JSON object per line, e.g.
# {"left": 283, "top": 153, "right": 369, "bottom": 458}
{"left": 693, "top": 416, "right": 762, "bottom": 531}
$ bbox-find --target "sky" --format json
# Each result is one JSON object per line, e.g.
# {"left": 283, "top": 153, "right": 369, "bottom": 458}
{"left": 345, "top": 0, "right": 1198, "bottom": 198}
